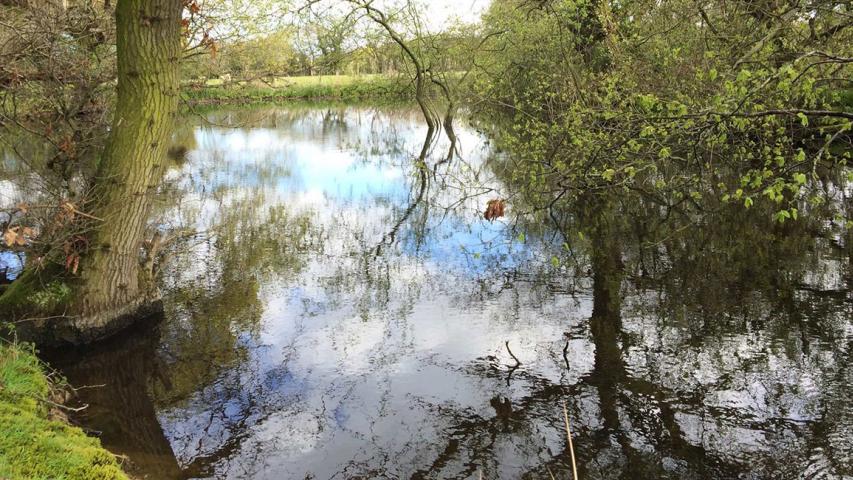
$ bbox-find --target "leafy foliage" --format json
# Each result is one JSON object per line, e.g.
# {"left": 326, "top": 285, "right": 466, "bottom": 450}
{"left": 474, "top": 0, "right": 852, "bottom": 225}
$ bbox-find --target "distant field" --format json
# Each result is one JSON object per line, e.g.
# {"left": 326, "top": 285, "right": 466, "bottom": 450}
{"left": 183, "top": 74, "right": 411, "bottom": 103}
{"left": 196, "top": 73, "right": 389, "bottom": 87}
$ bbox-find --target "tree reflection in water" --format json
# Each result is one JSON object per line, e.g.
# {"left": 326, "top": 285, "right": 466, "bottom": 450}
{"left": 40, "top": 104, "right": 852, "bottom": 479}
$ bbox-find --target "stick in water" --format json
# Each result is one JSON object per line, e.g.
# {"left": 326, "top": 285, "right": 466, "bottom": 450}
{"left": 562, "top": 400, "right": 579, "bottom": 480}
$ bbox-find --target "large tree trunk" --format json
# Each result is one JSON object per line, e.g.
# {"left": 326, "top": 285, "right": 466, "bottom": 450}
{"left": 68, "top": 0, "right": 182, "bottom": 342}
{"left": 2, "top": 0, "right": 181, "bottom": 345}
{"left": 3, "top": 0, "right": 185, "bottom": 345}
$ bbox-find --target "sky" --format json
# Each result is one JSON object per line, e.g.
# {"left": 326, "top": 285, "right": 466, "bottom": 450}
{"left": 422, "top": 0, "right": 492, "bottom": 28}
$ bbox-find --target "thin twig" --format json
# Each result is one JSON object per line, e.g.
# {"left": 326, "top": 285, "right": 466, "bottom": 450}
{"left": 563, "top": 400, "right": 579, "bottom": 480}
{"left": 41, "top": 397, "right": 89, "bottom": 413}
{"left": 67, "top": 383, "right": 107, "bottom": 391}
{"left": 505, "top": 340, "right": 522, "bottom": 365}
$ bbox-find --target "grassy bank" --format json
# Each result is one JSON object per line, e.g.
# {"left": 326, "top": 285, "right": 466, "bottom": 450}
{"left": 0, "top": 341, "right": 128, "bottom": 480}
{"left": 182, "top": 74, "right": 412, "bottom": 105}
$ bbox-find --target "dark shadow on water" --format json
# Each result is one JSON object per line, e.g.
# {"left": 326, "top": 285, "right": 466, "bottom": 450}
{"left": 42, "top": 317, "right": 185, "bottom": 480}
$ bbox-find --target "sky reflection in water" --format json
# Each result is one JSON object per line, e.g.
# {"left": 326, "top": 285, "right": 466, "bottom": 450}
{"left": 52, "top": 104, "right": 853, "bottom": 480}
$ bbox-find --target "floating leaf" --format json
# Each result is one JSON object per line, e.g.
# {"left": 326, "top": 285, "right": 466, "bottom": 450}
{"left": 484, "top": 198, "right": 505, "bottom": 222}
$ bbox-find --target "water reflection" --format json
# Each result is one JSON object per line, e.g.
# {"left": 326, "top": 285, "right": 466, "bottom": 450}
{"left": 44, "top": 104, "right": 852, "bottom": 479}
{"left": 50, "top": 321, "right": 184, "bottom": 479}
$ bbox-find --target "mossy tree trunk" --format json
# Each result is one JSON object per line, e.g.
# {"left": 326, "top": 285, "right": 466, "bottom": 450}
{"left": 0, "top": 0, "right": 185, "bottom": 344}
{"left": 72, "top": 0, "right": 182, "bottom": 336}
{"left": 69, "top": 0, "right": 182, "bottom": 341}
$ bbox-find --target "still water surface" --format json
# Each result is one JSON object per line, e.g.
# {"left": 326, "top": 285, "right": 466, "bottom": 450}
{"left": 47, "top": 104, "right": 852, "bottom": 479}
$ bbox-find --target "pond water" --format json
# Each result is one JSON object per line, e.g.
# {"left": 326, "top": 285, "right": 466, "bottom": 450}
{"left": 41, "top": 104, "right": 853, "bottom": 479}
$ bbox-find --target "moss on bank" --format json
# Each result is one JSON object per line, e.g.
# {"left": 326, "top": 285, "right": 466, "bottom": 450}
{"left": 0, "top": 342, "right": 128, "bottom": 480}
{"left": 182, "top": 74, "right": 411, "bottom": 104}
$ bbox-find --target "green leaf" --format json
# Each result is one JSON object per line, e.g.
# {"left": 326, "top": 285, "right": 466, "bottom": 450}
{"left": 775, "top": 209, "right": 791, "bottom": 223}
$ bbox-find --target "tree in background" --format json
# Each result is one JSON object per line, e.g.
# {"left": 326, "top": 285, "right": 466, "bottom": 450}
{"left": 293, "top": 8, "right": 358, "bottom": 75}
{"left": 181, "top": 0, "right": 294, "bottom": 80}
{"left": 183, "top": 29, "right": 299, "bottom": 80}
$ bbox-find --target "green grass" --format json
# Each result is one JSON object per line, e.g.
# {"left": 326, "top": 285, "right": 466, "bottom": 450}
{"left": 0, "top": 342, "right": 128, "bottom": 480}
{"left": 182, "top": 74, "right": 412, "bottom": 104}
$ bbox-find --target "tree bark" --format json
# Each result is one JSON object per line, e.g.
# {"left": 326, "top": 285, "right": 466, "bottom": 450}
{"left": 61, "top": 0, "right": 181, "bottom": 343}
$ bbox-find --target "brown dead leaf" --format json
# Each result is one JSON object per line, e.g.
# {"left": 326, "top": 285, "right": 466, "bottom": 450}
{"left": 3, "top": 228, "right": 17, "bottom": 247}
{"left": 59, "top": 201, "right": 77, "bottom": 221}
{"left": 4, "top": 226, "right": 35, "bottom": 246}
{"left": 484, "top": 199, "right": 505, "bottom": 222}
{"left": 58, "top": 136, "right": 75, "bottom": 157}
